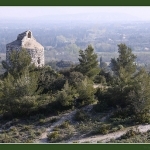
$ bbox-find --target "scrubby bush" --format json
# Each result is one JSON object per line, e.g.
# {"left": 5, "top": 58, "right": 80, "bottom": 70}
{"left": 47, "top": 131, "right": 60, "bottom": 141}
{"left": 111, "top": 127, "right": 118, "bottom": 132}
{"left": 74, "top": 110, "right": 89, "bottom": 121}
{"left": 96, "top": 124, "right": 111, "bottom": 135}
{"left": 76, "top": 78, "right": 96, "bottom": 107}
{"left": 59, "top": 121, "right": 70, "bottom": 129}
{"left": 56, "top": 81, "right": 78, "bottom": 107}
{"left": 120, "top": 129, "right": 139, "bottom": 139}
{"left": 50, "top": 117, "right": 58, "bottom": 123}
{"left": 117, "top": 125, "right": 124, "bottom": 130}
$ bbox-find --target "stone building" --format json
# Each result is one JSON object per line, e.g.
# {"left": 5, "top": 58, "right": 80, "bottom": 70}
{"left": 6, "top": 30, "right": 44, "bottom": 67}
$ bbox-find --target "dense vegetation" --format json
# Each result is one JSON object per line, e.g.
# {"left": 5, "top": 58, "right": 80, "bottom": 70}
{"left": 0, "top": 45, "right": 99, "bottom": 117}
{"left": 1, "top": 43, "right": 150, "bottom": 143}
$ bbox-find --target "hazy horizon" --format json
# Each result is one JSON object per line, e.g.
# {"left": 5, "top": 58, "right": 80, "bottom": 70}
{"left": 1, "top": 6, "right": 150, "bottom": 22}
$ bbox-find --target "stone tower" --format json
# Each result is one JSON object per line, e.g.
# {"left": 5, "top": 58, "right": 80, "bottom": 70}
{"left": 6, "top": 30, "right": 44, "bottom": 67}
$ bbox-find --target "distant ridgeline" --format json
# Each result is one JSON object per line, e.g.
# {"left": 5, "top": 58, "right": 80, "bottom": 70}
{"left": 6, "top": 30, "right": 44, "bottom": 67}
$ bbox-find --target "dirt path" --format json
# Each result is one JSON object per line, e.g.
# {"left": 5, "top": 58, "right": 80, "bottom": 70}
{"left": 67, "top": 124, "right": 150, "bottom": 143}
{"left": 34, "top": 110, "right": 77, "bottom": 143}
{"left": 34, "top": 104, "right": 150, "bottom": 143}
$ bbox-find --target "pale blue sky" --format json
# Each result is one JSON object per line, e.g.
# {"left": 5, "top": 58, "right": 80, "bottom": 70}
{"left": 0, "top": 6, "right": 150, "bottom": 20}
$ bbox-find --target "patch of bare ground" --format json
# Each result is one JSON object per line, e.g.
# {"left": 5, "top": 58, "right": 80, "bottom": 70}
{"left": 67, "top": 124, "right": 150, "bottom": 143}
{"left": 33, "top": 104, "right": 150, "bottom": 143}
{"left": 34, "top": 109, "right": 77, "bottom": 143}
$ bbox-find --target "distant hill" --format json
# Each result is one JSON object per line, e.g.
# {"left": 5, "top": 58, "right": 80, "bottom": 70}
{"left": 0, "top": 12, "right": 141, "bottom": 25}
{"left": 30, "top": 12, "right": 141, "bottom": 23}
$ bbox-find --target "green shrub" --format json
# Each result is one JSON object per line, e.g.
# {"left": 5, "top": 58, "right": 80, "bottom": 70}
{"left": 9, "top": 126, "right": 17, "bottom": 132}
{"left": 111, "top": 127, "right": 118, "bottom": 132}
{"left": 23, "top": 125, "right": 30, "bottom": 131}
{"left": 59, "top": 121, "right": 70, "bottom": 129}
{"left": 25, "top": 139, "right": 33, "bottom": 143}
{"left": 82, "top": 141, "right": 90, "bottom": 143}
{"left": 96, "top": 124, "right": 111, "bottom": 135}
{"left": 76, "top": 78, "right": 96, "bottom": 106}
{"left": 35, "top": 130, "right": 42, "bottom": 136}
{"left": 40, "top": 127, "right": 46, "bottom": 132}
{"left": 108, "top": 138, "right": 116, "bottom": 143}
{"left": 110, "top": 117, "right": 133, "bottom": 126}
{"left": 39, "top": 119, "right": 46, "bottom": 124}
{"left": 74, "top": 110, "right": 89, "bottom": 121}
{"left": 73, "top": 141, "right": 79, "bottom": 143}
{"left": 53, "top": 126, "right": 60, "bottom": 131}
{"left": 56, "top": 81, "right": 77, "bottom": 107}
{"left": 120, "top": 129, "right": 139, "bottom": 139}
{"left": 97, "top": 140, "right": 102, "bottom": 143}
{"left": 47, "top": 131, "right": 60, "bottom": 141}
{"left": 0, "top": 134, "right": 16, "bottom": 143}
{"left": 117, "top": 125, "right": 124, "bottom": 130}
{"left": 50, "top": 117, "right": 58, "bottom": 123}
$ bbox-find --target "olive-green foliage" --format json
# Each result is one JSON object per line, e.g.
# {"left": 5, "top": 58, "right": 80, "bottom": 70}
{"left": 120, "top": 129, "right": 140, "bottom": 139}
{"left": 110, "top": 116, "right": 133, "bottom": 126}
{"left": 56, "top": 81, "right": 78, "bottom": 107}
{"left": 0, "top": 49, "right": 40, "bottom": 115}
{"left": 94, "top": 74, "right": 106, "bottom": 84}
{"left": 37, "top": 66, "right": 65, "bottom": 93}
{"left": 49, "top": 117, "right": 58, "bottom": 123}
{"left": 111, "top": 44, "right": 136, "bottom": 77}
{"left": 0, "top": 118, "right": 44, "bottom": 143}
{"left": 55, "top": 71, "right": 96, "bottom": 108}
{"left": 128, "top": 68, "right": 150, "bottom": 123}
{"left": 94, "top": 88, "right": 110, "bottom": 112}
{"left": 0, "top": 71, "right": 38, "bottom": 115}
{"left": 74, "top": 110, "right": 89, "bottom": 121}
{"left": 75, "top": 45, "right": 100, "bottom": 79}
{"left": 59, "top": 121, "right": 70, "bottom": 129}
{"left": 68, "top": 71, "right": 85, "bottom": 87}
{"left": 47, "top": 131, "right": 59, "bottom": 141}
{"left": 104, "top": 68, "right": 150, "bottom": 124}
{"left": 60, "top": 69, "right": 86, "bottom": 87}
{"left": 117, "top": 125, "right": 124, "bottom": 130}
{"left": 47, "top": 121, "right": 74, "bottom": 143}
{"left": 2, "top": 48, "right": 34, "bottom": 78}
{"left": 76, "top": 78, "right": 96, "bottom": 106}
{"left": 96, "top": 44, "right": 150, "bottom": 124}
{"left": 109, "top": 44, "right": 137, "bottom": 108}
{"left": 96, "top": 44, "right": 137, "bottom": 111}
{"left": 96, "top": 124, "right": 111, "bottom": 135}
{"left": 94, "top": 69, "right": 113, "bottom": 85}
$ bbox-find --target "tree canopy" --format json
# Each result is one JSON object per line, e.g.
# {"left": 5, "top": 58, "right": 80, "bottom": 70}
{"left": 75, "top": 45, "right": 100, "bottom": 79}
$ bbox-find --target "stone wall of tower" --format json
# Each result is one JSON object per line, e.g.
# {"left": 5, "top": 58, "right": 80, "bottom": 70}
{"left": 6, "top": 30, "right": 45, "bottom": 67}
{"left": 6, "top": 45, "right": 21, "bottom": 64}
{"left": 26, "top": 48, "right": 44, "bottom": 67}
{"left": 6, "top": 46, "right": 45, "bottom": 67}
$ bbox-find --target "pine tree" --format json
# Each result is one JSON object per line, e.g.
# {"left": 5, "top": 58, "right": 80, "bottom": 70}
{"left": 56, "top": 80, "right": 78, "bottom": 107}
{"left": 128, "top": 68, "right": 150, "bottom": 123}
{"left": 108, "top": 44, "right": 137, "bottom": 108}
{"left": 111, "top": 43, "right": 136, "bottom": 77}
{"left": 0, "top": 49, "right": 44, "bottom": 115}
{"left": 0, "top": 70, "right": 38, "bottom": 115}
{"left": 2, "top": 48, "right": 34, "bottom": 78}
{"left": 76, "top": 45, "right": 100, "bottom": 79}
{"left": 76, "top": 78, "right": 96, "bottom": 106}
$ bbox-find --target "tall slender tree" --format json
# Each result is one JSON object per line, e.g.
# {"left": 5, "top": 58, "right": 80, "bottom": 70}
{"left": 111, "top": 43, "right": 137, "bottom": 78}
{"left": 75, "top": 45, "right": 100, "bottom": 79}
